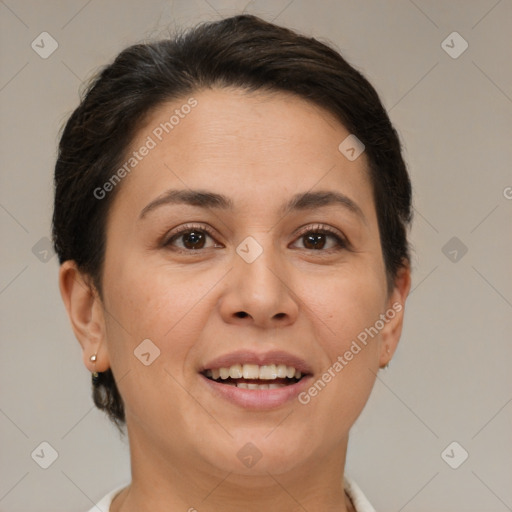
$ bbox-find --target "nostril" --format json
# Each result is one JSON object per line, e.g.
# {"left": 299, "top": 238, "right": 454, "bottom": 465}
{"left": 235, "top": 311, "right": 249, "bottom": 318}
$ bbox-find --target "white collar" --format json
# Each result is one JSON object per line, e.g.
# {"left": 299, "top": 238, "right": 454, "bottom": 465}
{"left": 344, "top": 476, "right": 377, "bottom": 512}
{"left": 89, "top": 477, "right": 376, "bottom": 512}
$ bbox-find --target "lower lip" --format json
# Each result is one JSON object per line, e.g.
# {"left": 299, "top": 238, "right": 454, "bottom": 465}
{"left": 199, "top": 374, "right": 312, "bottom": 409}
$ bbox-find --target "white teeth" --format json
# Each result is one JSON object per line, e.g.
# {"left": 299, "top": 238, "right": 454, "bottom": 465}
{"left": 242, "top": 364, "right": 260, "bottom": 379}
{"left": 229, "top": 364, "right": 243, "bottom": 379}
{"left": 206, "top": 363, "right": 304, "bottom": 384}
{"left": 237, "top": 382, "right": 285, "bottom": 389}
{"left": 276, "top": 364, "right": 288, "bottom": 378}
{"left": 206, "top": 379, "right": 289, "bottom": 390}
{"left": 259, "top": 364, "right": 277, "bottom": 379}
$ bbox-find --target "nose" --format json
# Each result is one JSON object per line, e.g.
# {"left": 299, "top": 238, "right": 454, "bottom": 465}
{"left": 218, "top": 238, "right": 299, "bottom": 329}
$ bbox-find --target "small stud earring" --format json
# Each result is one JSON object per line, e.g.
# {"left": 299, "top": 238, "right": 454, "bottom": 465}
{"left": 90, "top": 353, "right": 99, "bottom": 380}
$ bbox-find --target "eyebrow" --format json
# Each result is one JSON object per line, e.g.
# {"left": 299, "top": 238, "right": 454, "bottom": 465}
{"left": 139, "top": 188, "right": 366, "bottom": 223}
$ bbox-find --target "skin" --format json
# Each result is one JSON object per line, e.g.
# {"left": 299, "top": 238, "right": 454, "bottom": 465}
{"left": 59, "top": 87, "right": 410, "bottom": 512}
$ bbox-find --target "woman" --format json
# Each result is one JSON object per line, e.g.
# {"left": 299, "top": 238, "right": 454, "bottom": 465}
{"left": 53, "top": 14, "right": 412, "bottom": 512}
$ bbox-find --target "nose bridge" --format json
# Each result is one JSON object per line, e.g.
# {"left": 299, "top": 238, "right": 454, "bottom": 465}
{"left": 236, "top": 233, "right": 285, "bottom": 298}
{"left": 223, "top": 231, "right": 298, "bottom": 326}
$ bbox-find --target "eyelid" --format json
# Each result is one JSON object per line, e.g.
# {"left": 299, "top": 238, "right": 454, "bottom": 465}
{"left": 293, "top": 223, "right": 345, "bottom": 240}
{"left": 291, "top": 223, "right": 350, "bottom": 250}
{"left": 162, "top": 223, "right": 221, "bottom": 247}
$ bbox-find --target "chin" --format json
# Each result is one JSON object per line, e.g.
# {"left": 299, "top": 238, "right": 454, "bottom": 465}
{"left": 197, "top": 426, "right": 316, "bottom": 477}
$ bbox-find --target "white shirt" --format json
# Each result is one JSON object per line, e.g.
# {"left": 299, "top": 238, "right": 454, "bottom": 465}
{"left": 87, "top": 476, "right": 376, "bottom": 511}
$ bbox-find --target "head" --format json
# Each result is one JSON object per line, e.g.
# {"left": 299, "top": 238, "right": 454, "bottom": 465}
{"left": 54, "top": 14, "right": 412, "bottom": 476}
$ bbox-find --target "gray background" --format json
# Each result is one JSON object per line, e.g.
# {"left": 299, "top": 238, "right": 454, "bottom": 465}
{"left": 1, "top": 1, "right": 511, "bottom": 511}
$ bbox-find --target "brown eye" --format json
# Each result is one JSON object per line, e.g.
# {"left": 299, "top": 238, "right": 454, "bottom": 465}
{"left": 164, "top": 224, "right": 221, "bottom": 252}
{"left": 292, "top": 225, "right": 348, "bottom": 251}
{"left": 302, "top": 233, "right": 328, "bottom": 250}
{"left": 179, "top": 230, "right": 207, "bottom": 250}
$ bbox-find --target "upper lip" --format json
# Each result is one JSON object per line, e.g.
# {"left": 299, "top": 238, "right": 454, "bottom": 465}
{"left": 200, "top": 350, "right": 312, "bottom": 375}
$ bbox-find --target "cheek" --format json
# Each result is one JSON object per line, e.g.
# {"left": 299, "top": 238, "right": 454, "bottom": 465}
{"left": 101, "top": 258, "right": 220, "bottom": 368}
{"left": 318, "top": 294, "right": 384, "bottom": 370}
{"left": 301, "top": 264, "right": 386, "bottom": 384}
{"left": 100, "top": 261, "right": 217, "bottom": 425}
{"left": 309, "top": 259, "right": 387, "bottom": 338}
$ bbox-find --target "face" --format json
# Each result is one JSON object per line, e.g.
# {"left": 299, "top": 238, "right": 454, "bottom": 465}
{"left": 68, "top": 88, "right": 409, "bottom": 479}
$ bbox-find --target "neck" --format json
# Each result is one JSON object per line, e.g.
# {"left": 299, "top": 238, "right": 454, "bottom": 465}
{"left": 111, "top": 423, "right": 354, "bottom": 512}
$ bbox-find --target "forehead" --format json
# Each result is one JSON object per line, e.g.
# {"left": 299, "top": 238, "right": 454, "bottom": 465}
{"left": 110, "top": 87, "right": 375, "bottom": 222}
{"left": 143, "top": 88, "right": 353, "bottom": 165}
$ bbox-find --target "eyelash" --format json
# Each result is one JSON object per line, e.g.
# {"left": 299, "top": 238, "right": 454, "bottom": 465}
{"left": 162, "top": 223, "right": 349, "bottom": 254}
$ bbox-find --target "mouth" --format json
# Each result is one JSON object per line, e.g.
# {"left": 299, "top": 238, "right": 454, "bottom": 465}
{"left": 201, "top": 363, "right": 305, "bottom": 389}
{"left": 199, "top": 353, "right": 312, "bottom": 409}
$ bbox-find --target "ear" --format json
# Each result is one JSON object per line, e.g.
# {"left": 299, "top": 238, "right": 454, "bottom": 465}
{"left": 379, "top": 264, "right": 411, "bottom": 368}
{"left": 58, "top": 261, "right": 110, "bottom": 373}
